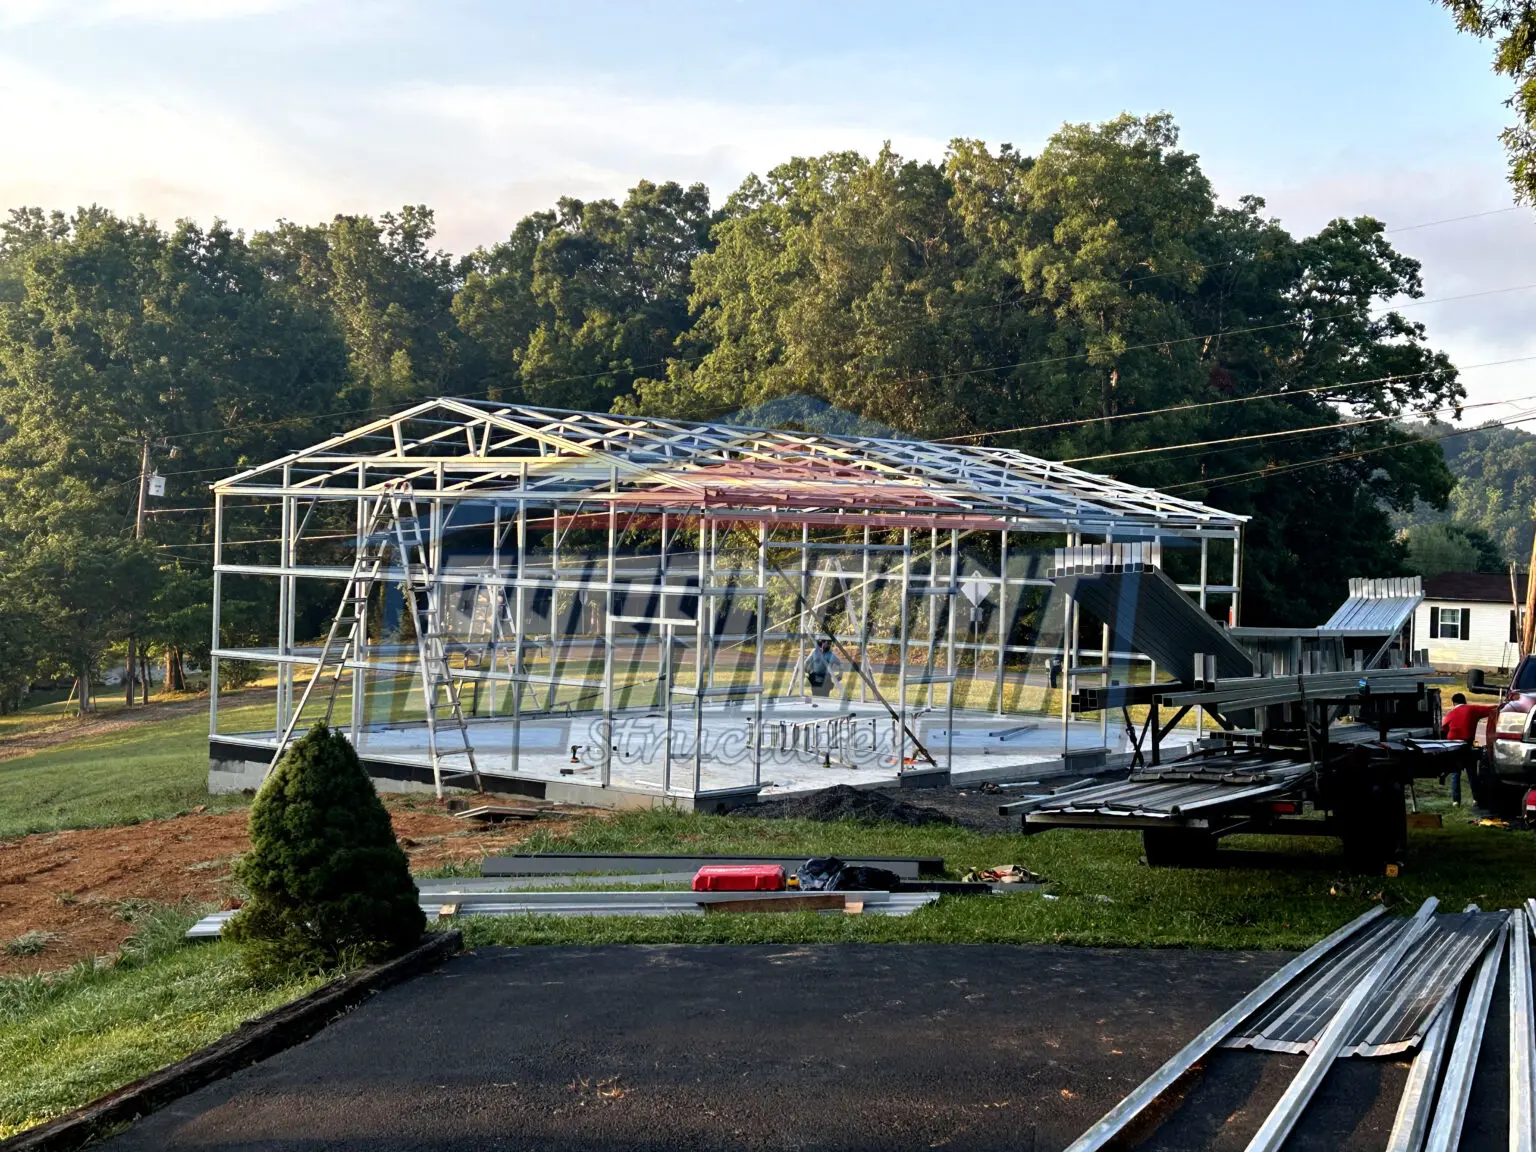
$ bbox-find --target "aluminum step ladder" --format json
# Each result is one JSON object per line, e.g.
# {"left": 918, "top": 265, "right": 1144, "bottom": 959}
{"left": 460, "top": 578, "right": 545, "bottom": 714}
{"left": 266, "top": 482, "right": 483, "bottom": 798}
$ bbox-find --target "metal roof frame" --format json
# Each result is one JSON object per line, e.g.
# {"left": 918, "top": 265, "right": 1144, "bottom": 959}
{"left": 214, "top": 398, "right": 1246, "bottom": 536}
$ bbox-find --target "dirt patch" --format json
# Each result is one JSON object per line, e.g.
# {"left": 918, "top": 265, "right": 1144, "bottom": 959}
{"left": 0, "top": 799, "right": 576, "bottom": 977}
{"left": 739, "top": 784, "right": 957, "bottom": 827}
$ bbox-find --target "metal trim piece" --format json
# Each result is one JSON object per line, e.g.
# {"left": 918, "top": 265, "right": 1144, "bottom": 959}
{"left": 1512, "top": 907, "right": 1535, "bottom": 1152}
{"left": 1386, "top": 1002, "right": 1453, "bottom": 1152}
{"left": 1424, "top": 918, "right": 1510, "bottom": 1152}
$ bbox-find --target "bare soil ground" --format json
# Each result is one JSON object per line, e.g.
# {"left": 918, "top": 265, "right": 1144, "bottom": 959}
{"left": 0, "top": 798, "right": 575, "bottom": 977}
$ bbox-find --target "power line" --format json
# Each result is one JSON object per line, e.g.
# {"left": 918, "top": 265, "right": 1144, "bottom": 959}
{"left": 935, "top": 354, "right": 1536, "bottom": 445}
{"left": 1064, "top": 393, "right": 1536, "bottom": 466}
{"left": 1162, "top": 406, "right": 1536, "bottom": 495}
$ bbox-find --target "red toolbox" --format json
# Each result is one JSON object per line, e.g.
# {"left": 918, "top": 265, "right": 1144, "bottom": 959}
{"left": 691, "top": 864, "right": 787, "bottom": 892}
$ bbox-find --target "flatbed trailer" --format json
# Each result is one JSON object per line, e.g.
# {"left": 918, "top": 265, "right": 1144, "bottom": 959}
{"left": 1009, "top": 667, "right": 1465, "bottom": 868}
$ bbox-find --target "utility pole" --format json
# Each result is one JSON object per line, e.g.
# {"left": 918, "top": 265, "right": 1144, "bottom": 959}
{"left": 120, "top": 433, "right": 170, "bottom": 705}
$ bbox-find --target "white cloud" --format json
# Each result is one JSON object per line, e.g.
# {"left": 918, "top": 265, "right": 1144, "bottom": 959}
{"left": 0, "top": 56, "right": 951, "bottom": 260}
{"left": 0, "top": 0, "right": 306, "bottom": 25}
{"left": 372, "top": 81, "right": 950, "bottom": 252}
{"left": 1229, "top": 164, "right": 1536, "bottom": 413}
{"left": 0, "top": 55, "right": 347, "bottom": 228}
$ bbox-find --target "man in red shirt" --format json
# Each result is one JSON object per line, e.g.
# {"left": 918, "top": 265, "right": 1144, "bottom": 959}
{"left": 1442, "top": 692, "right": 1498, "bottom": 805}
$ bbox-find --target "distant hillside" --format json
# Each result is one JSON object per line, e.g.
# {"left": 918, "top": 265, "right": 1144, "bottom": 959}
{"left": 1401, "top": 420, "right": 1536, "bottom": 564}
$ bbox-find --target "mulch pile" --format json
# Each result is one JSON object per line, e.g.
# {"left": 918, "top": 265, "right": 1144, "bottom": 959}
{"left": 738, "top": 785, "right": 957, "bottom": 827}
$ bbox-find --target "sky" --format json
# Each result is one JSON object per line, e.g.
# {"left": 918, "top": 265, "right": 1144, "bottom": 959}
{"left": 3, "top": 0, "right": 1535, "bottom": 414}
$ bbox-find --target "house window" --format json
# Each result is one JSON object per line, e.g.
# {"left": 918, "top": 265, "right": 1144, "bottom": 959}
{"left": 1437, "top": 607, "right": 1464, "bottom": 640}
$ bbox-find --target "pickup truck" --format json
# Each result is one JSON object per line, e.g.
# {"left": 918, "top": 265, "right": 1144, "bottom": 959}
{"left": 1468, "top": 659, "right": 1536, "bottom": 815}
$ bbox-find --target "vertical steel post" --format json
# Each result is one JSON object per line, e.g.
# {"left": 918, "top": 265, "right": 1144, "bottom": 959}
{"left": 209, "top": 491, "right": 223, "bottom": 737}
{"left": 511, "top": 487, "right": 526, "bottom": 777}
{"left": 694, "top": 513, "right": 707, "bottom": 793}
{"left": 995, "top": 527, "right": 1008, "bottom": 716}
{"left": 859, "top": 524, "right": 871, "bottom": 705}
{"left": 926, "top": 527, "right": 939, "bottom": 709}
{"left": 947, "top": 528, "right": 959, "bottom": 771}
{"left": 947, "top": 527, "right": 959, "bottom": 708}
{"left": 707, "top": 518, "right": 719, "bottom": 687}
{"left": 488, "top": 500, "right": 502, "bottom": 720}
{"left": 898, "top": 527, "right": 911, "bottom": 773}
{"left": 1100, "top": 615, "right": 1110, "bottom": 748}
{"left": 601, "top": 467, "right": 617, "bottom": 788}
{"left": 350, "top": 465, "right": 367, "bottom": 744}
{"left": 549, "top": 505, "right": 560, "bottom": 712}
{"left": 1231, "top": 529, "right": 1242, "bottom": 627}
{"left": 1061, "top": 531, "right": 1078, "bottom": 756}
{"left": 661, "top": 511, "right": 674, "bottom": 794}
{"left": 1197, "top": 536, "right": 1209, "bottom": 741}
{"left": 797, "top": 522, "right": 810, "bottom": 697}
{"left": 754, "top": 521, "right": 767, "bottom": 788}
{"left": 277, "top": 465, "right": 294, "bottom": 741}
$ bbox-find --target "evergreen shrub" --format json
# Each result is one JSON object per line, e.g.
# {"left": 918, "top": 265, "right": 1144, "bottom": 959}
{"left": 225, "top": 724, "right": 424, "bottom": 979}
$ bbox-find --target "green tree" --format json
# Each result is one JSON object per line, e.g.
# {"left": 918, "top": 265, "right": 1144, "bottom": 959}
{"left": 7, "top": 514, "right": 158, "bottom": 712}
{"left": 255, "top": 206, "right": 471, "bottom": 409}
{"left": 1404, "top": 521, "right": 1507, "bottom": 576}
{"left": 226, "top": 724, "right": 424, "bottom": 979}
{"left": 1400, "top": 419, "right": 1536, "bottom": 562}
{"left": 630, "top": 150, "right": 988, "bottom": 434}
{"left": 0, "top": 207, "right": 348, "bottom": 709}
{"left": 631, "top": 116, "right": 1459, "bottom": 623}
{"left": 1440, "top": 1, "right": 1536, "bottom": 199}
{"left": 461, "top": 181, "right": 716, "bottom": 411}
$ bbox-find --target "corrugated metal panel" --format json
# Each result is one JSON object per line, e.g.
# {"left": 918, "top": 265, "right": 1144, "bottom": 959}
{"left": 1343, "top": 909, "right": 1505, "bottom": 1056}
{"left": 1320, "top": 576, "right": 1423, "bottom": 637}
{"left": 1027, "top": 757, "right": 1311, "bottom": 819}
{"left": 1051, "top": 568, "right": 1255, "bottom": 679}
{"left": 1225, "top": 909, "right": 1506, "bottom": 1057}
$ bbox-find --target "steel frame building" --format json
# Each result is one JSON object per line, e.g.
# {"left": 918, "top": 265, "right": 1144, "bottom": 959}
{"left": 207, "top": 399, "right": 1246, "bottom": 806}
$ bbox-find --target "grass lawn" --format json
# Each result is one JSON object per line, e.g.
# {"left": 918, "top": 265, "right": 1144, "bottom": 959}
{"left": 0, "top": 907, "right": 324, "bottom": 1139}
{"left": 0, "top": 696, "right": 269, "bottom": 841}
{"left": 460, "top": 789, "right": 1536, "bottom": 952}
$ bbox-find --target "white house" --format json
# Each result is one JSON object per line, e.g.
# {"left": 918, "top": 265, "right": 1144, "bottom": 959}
{"left": 1412, "top": 572, "right": 1527, "bottom": 671}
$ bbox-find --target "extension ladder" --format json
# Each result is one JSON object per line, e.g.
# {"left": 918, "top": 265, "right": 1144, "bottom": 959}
{"left": 266, "top": 481, "right": 483, "bottom": 798}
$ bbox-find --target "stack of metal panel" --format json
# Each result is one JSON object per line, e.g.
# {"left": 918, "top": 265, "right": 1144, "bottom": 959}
{"left": 1064, "top": 899, "right": 1536, "bottom": 1152}
{"left": 1049, "top": 562, "right": 1255, "bottom": 680}
{"left": 1014, "top": 755, "right": 1313, "bottom": 823}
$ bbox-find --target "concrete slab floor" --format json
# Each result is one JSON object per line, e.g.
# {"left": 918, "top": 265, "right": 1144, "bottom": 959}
{"left": 223, "top": 702, "right": 1193, "bottom": 798}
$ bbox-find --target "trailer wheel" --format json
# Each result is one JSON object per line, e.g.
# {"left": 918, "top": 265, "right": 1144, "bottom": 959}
{"left": 1142, "top": 828, "right": 1218, "bottom": 868}
{"left": 1339, "top": 780, "right": 1407, "bottom": 871}
{"left": 1468, "top": 759, "right": 1523, "bottom": 819}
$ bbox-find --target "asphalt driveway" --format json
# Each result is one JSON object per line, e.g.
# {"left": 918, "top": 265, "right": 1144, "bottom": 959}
{"left": 98, "top": 942, "right": 1407, "bottom": 1152}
